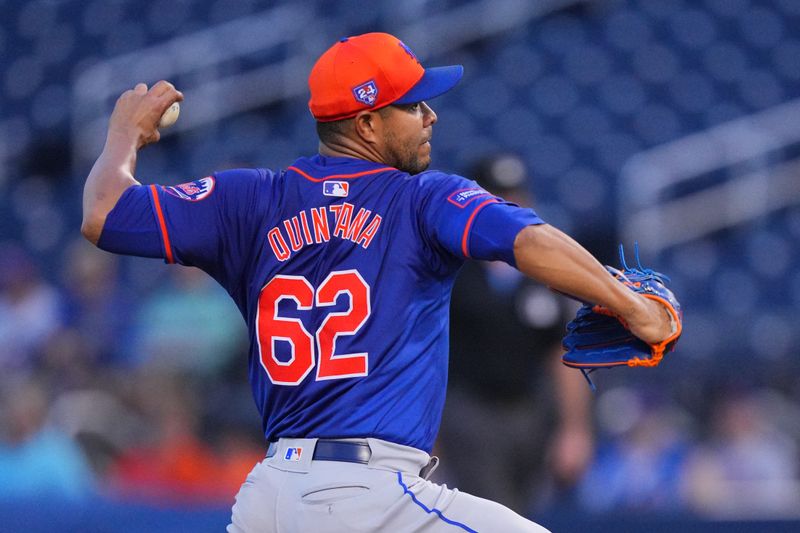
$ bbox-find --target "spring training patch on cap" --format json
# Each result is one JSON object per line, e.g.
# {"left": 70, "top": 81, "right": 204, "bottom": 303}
{"left": 353, "top": 80, "right": 378, "bottom": 106}
{"left": 164, "top": 177, "right": 215, "bottom": 201}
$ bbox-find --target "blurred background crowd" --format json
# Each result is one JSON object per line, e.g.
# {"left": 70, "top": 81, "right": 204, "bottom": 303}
{"left": 1, "top": 0, "right": 800, "bottom": 531}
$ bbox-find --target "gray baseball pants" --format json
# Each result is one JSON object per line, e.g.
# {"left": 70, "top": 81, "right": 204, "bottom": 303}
{"left": 228, "top": 437, "right": 550, "bottom": 532}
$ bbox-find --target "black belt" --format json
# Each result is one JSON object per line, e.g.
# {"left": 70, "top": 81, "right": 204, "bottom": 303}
{"left": 267, "top": 439, "right": 372, "bottom": 464}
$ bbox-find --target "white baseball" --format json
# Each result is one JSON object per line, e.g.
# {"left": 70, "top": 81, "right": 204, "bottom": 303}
{"left": 158, "top": 102, "right": 180, "bottom": 128}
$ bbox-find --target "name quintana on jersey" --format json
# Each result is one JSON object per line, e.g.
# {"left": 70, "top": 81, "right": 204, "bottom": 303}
{"left": 267, "top": 202, "right": 383, "bottom": 261}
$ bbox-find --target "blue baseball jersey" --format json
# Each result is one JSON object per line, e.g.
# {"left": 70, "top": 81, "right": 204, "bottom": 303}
{"left": 99, "top": 154, "right": 543, "bottom": 452}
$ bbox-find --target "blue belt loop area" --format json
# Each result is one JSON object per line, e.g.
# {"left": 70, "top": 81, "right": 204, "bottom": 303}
{"left": 396, "top": 471, "right": 478, "bottom": 533}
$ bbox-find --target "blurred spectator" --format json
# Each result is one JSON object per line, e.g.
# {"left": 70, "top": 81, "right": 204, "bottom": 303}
{"left": 60, "top": 237, "right": 132, "bottom": 366}
{"left": 47, "top": 384, "right": 142, "bottom": 478}
{"left": 577, "top": 386, "right": 691, "bottom": 513}
{"left": 0, "top": 378, "right": 95, "bottom": 501}
{"left": 210, "top": 422, "right": 268, "bottom": 495}
{"left": 106, "top": 369, "right": 261, "bottom": 504}
{"left": 38, "top": 327, "right": 99, "bottom": 392}
{"left": 435, "top": 154, "right": 592, "bottom": 514}
{"left": 128, "top": 267, "right": 247, "bottom": 376}
{"left": 682, "top": 388, "right": 800, "bottom": 519}
{"left": 0, "top": 243, "right": 63, "bottom": 373}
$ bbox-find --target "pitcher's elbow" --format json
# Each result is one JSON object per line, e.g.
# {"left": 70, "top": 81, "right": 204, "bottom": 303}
{"left": 514, "top": 223, "right": 550, "bottom": 254}
{"left": 80, "top": 214, "right": 103, "bottom": 245}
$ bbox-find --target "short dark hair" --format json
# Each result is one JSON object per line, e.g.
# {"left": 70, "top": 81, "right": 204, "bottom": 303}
{"left": 316, "top": 119, "right": 350, "bottom": 144}
{"left": 316, "top": 107, "right": 394, "bottom": 144}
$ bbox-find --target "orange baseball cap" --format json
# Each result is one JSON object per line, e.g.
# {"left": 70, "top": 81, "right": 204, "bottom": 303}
{"left": 309, "top": 32, "right": 464, "bottom": 122}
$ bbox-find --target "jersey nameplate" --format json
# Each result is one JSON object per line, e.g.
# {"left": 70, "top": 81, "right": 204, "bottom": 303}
{"left": 267, "top": 202, "right": 383, "bottom": 261}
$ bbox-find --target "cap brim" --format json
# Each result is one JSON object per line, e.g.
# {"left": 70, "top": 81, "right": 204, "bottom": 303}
{"left": 394, "top": 65, "right": 464, "bottom": 104}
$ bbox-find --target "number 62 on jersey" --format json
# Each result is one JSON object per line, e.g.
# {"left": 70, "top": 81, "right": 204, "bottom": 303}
{"left": 256, "top": 270, "right": 371, "bottom": 385}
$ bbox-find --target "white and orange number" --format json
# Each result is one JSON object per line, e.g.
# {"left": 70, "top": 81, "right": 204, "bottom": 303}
{"left": 256, "top": 270, "right": 370, "bottom": 385}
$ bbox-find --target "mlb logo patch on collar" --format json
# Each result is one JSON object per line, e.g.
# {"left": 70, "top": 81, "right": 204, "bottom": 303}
{"left": 353, "top": 80, "right": 378, "bottom": 106}
{"left": 284, "top": 447, "right": 303, "bottom": 461}
{"left": 323, "top": 181, "right": 350, "bottom": 197}
{"left": 164, "top": 176, "right": 215, "bottom": 201}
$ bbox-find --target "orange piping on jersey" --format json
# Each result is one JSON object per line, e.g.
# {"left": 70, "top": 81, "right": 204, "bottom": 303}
{"left": 288, "top": 165, "right": 394, "bottom": 183}
{"left": 149, "top": 185, "right": 174, "bottom": 264}
{"left": 460, "top": 199, "right": 498, "bottom": 258}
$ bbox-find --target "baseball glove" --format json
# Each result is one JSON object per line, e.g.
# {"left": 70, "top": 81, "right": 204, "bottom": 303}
{"left": 561, "top": 244, "right": 682, "bottom": 388}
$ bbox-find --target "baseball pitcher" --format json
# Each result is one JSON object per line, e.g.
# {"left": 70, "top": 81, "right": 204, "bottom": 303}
{"left": 82, "top": 33, "right": 677, "bottom": 532}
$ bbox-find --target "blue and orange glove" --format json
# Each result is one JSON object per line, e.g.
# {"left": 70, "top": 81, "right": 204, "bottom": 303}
{"left": 561, "top": 244, "right": 682, "bottom": 389}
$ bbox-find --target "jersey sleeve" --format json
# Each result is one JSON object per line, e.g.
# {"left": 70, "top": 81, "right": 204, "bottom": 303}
{"left": 96, "top": 184, "right": 163, "bottom": 259}
{"left": 97, "top": 168, "right": 270, "bottom": 289}
{"left": 416, "top": 172, "right": 543, "bottom": 268}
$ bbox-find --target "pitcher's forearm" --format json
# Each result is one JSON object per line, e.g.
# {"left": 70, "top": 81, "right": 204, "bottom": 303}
{"left": 81, "top": 131, "right": 141, "bottom": 244}
{"left": 513, "top": 224, "right": 671, "bottom": 344}
{"left": 513, "top": 224, "right": 644, "bottom": 316}
{"left": 81, "top": 81, "right": 182, "bottom": 245}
